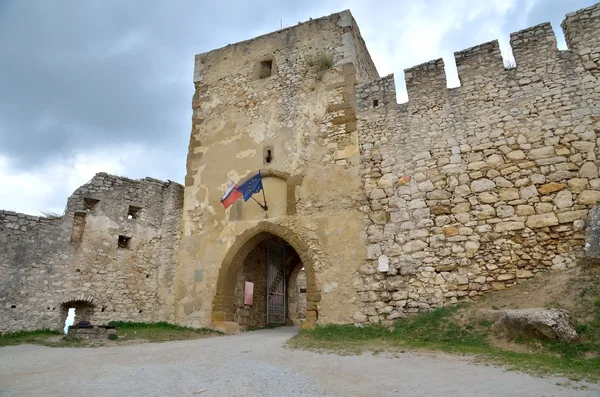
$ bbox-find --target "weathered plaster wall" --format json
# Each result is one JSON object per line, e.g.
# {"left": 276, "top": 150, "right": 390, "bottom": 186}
{"left": 353, "top": 4, "right": 600, "bottom": 324}
{"left": 0, "top": 173, "right": 183, "bottom": 333}
{"left": 177, "top": 10, "right": 379, "bottom": 330}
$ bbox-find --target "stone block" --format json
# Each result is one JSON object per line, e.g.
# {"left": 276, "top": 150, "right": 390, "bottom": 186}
{"left": 452, "top": 202, "right": 471, "bottom": 214}
{"left": 478, "top": 205, "right": 496, "bottom": 219}
{"left": 568, "top": 178, "right": 588, "bottom": 193}
{"left": 496, "top": 205, "right": 515, "bottom": 218}
{"left": 520, "top": 185, "right": 539, "bottom": 199}
{"left": 471, "top": 178, "right": 496, "bottom": 193}
{"left": 443, "top": 226, "right": 459, "bottom": 236}
{"left": 579, "top": 162, "right": 599, "bottom": 179}
{"left": 526, "top": 213, "right": 559, "bottom": 228}
{"left": 408, "top": 199, "right": 427, "bottom": 210}
{"left": 553, "top": 190, "right": 573, "bottom": 209}
{"left": 516, "top": 205, "right": 535, "bottom": 216}
{"left": 557, "top": 210, "right": 588, "bottom": 224}
{"left": 527, "top": 146, "right": 555, "bottom": 159}
{"left": 577, "top": 190, "right": 600, "bottom": 205}
{"left": 431, "top": 205, "right": 451, "bottom": 215}
{"left": 370, "top": 189, "right": 387, "bottom": 199}
{"left": 369, "top": 211, "right": 390, "bottom": 225}
{"left": 479, "top": 192, "right": 499, "bottom": 203}
{"left": 537, "top": 183, "right": 566, "bottom": 195}
{"left": 506, "top": 150, "right": 526, "bottom": 161}
{"left": 378, "top": 173, "right": 397, "bottom": 188}
{"left": 499, "top": 188, "right": 520, "bottom": 201}
{"left": 494, "top": 221, "right": 525, "bottom": 232}
{"left": 497, "top": 273, "right": 515, "bottom": 281}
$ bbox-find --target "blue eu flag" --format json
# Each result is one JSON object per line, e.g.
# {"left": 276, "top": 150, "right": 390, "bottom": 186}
{"left": 236, "top": 172, "right": 263, "bottom": 201}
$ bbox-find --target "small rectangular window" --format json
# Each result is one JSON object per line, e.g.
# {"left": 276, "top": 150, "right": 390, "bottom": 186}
{"left": 373, "top": 99, "right": 379, "bottom": 108}
{"left": 300, "top": 288, "right": 307, "bottom": 293}
{"left": 128, "top": 205, "right": 142, "bottom": 220}
{"left": 118, "top": 235, "right": 131, "bottom": 249}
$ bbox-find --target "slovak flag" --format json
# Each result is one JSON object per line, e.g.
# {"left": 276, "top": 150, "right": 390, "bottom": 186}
{"left": 220, "top": 182, "right": 243, "bottom": 209}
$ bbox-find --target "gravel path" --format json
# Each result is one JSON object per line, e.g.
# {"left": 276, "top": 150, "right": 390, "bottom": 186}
{"left": 0, "top": 327, "right": 597, "bottom": 397}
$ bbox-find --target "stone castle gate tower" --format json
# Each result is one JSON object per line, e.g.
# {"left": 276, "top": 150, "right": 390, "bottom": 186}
{"left": 173, "top": 11, "right": 379, "bottom": 333}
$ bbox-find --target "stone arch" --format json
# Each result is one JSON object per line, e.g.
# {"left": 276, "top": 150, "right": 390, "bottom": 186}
{"left": 212, "top": 221, "right": 319, "bottom": 333}
{"left": 286, "top": 262, "right": 307, "bottom": 326}
{"left": 59, "top": 297, "right": 96, "bottom": 330}
{"left": 259, "top": 169, "right": 303, "bottom": 216}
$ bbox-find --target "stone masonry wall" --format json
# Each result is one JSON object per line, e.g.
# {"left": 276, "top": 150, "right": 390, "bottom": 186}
{"left": 353, "top": 4, "right": 600, "bottom": 324}
{"left": 0, "top": 173, "right": 183, "bottom": 333}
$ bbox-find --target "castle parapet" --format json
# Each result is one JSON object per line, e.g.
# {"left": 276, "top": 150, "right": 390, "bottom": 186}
{"left": 455, "top": 40, "right": 504, "bottom": 87}
{"left": 404, "top": 58, "right": 446, "bottom": 104}
{"left": 356, "top": 74, "right": 396, "bottom": 111}
{"left": 510, "top": 23, "right": 558, "bottom": 70}
{"left": 562, "top": 3, "right": 600, "bottom": 74}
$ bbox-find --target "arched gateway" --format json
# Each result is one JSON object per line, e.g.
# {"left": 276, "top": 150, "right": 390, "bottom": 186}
{"left": 211, "top": 222, "right": 319, "bottom": 334}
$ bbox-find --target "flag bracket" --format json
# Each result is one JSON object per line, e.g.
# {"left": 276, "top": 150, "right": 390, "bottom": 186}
{"left": 250, "top": 195, "right": 268, "bottom": 211}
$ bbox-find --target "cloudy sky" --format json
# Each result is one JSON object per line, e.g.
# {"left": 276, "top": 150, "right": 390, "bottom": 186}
{"left": 0, "top": 0, "right": 596, "bottom": 215}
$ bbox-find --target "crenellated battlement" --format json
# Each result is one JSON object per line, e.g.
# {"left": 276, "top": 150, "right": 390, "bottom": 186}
{"left": 404, "top": 58, "right": 446, "bottom": 103}
{"left": 455, "top": 40, "right": 504, "bottom": 86}
{"left": 356, "top": 74, "right": 396, "bottom": 111}
{"left": 510, "top": 22, "right": 559, "bottom": 70}
{"left": 562, "top": 3, "right": 600, "bottom": 73}
{"left": 358, "top": 2, "right": 600, "bottom": 106}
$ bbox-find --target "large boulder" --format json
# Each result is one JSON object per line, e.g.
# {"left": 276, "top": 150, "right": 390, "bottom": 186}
{"left": 495, "top": 309, "right": 577, "bottom": 342}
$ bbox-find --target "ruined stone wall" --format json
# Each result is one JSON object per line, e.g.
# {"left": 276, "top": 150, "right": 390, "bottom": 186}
{"left": 0, "top": 173, "right": 183, "bottom": 333}
{"left": 353, "top": 4, "right": 600, "bottom": 324}
{"left": 176, "top": 10, "right": 379, "bottom": 331}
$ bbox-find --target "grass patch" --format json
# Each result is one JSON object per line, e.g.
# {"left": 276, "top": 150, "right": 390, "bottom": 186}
{"left": 106, "top": 321, "right": 221, "bottom": 343}
{"left": 288, "top": 305, "right": 600, "bottom": 381}
{"left": 0, "top": 329, "right": 84, "bottom": 348}
{"left": 1, "top": 322, "right": 221, "bottom": 348}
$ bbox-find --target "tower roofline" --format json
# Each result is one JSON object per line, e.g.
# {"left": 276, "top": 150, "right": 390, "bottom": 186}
{"left": 195, "top": 9, "right": 353, "bottom": 58}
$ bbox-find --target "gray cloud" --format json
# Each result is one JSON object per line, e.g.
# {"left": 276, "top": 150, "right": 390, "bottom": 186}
{"left": 0, "top": 0, "right": 332, "bottom": 173}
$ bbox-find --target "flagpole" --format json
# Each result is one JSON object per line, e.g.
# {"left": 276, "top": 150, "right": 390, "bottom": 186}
{"left": 250, "top": 195, "right": 267, "bottom": 210}
{"left": 260, "top": 170, "right": 268, "bottom": 210}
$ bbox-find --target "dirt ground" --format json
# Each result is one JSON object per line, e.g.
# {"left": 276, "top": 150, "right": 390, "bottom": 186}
{"left": 0, "top": 327, "right": 598, "bottom": 397}
{"left": 457, "top": 265, "right": 600, "bottom": 322}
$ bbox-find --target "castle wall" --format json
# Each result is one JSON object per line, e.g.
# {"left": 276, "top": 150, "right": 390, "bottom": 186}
{"left": 176, "top": 10, "right": 379, "bottom": 329}
{"left": 353, "top": 4, "right": 600, "bottom": 323}
{"left": 0, "top": 173, "right": 183, "bottom": 333}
